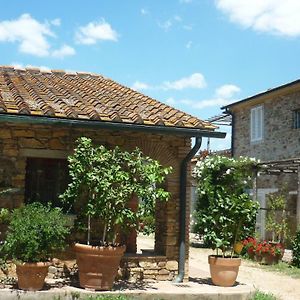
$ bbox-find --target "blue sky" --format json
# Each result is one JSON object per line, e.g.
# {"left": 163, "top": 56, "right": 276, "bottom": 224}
{"left": 1, "top": 0, "right": 300, "bottom": 150}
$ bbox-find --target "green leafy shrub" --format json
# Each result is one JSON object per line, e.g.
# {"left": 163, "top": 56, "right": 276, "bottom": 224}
{"left": 265, "top": 188, "right": 289, "bottom": 243}
{"left": 292, "top": 228, "right": 300, "bottom": 268}
{"left": 0, "top": 208, "right": 11, "bottom": 224}
{"left": 193, "top": 155, "right": 259, "bottom": 256}
{"left": 60, "top": 137, "right": 172, "bottom": 246}
{"left": 1, "top": 202, "right": 71, "bottom": 263}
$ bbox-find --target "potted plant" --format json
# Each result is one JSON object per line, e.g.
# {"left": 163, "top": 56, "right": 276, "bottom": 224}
{"left": 193, "top": 155, "right": 259, "bottom": 287}
{"left": 1, "top": 202, "right": 71, "bottom": 291}
{"left": 60, "top": 137, "right": 171, "bottom": 290}
{"left": 0, "top": 208, "right": 11, "bottom": 242}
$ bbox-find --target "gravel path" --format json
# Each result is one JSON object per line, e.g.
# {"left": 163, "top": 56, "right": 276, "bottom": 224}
{"left": 189, "top": 247, "right": 300, "bottom": 300}
{"left": 137, "top": 235, "right": 300, "bottom": 300}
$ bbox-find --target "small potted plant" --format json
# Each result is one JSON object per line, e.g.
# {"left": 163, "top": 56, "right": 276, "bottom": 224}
{"left": 1, "top": 203, "right": 71, "bottom": 291}
{"left": 193, "top": 156, "right": 259, "bottom": 287}
{"left": 0, "top": 208, "right": 11, "bottom": 242}
{"left": 60, "top": 137, "right": 171, "bottom": 290}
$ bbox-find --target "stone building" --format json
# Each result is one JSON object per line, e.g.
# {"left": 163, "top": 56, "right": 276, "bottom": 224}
{"left": 223, "top": 79, "right": 300, "bottom": 240}
{"left": 0, "top": 66, "right": 224, "bottom": 281}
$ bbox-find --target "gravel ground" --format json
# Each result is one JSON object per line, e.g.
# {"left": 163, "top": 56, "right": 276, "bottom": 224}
{"left": 189, "top": 247, "right": 300, "bottom": 300}
{"left": 138, "top": 235, "right": 300, "bottom": 300}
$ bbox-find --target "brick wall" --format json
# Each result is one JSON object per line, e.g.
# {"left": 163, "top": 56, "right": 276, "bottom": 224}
{"left": 0, "top": 122, "right": 192, "bottom": 280}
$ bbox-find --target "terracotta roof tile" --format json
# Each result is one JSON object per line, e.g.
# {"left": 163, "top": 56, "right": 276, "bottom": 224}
{"left": 0, "top": 66, "right": 216, "bottom": 130}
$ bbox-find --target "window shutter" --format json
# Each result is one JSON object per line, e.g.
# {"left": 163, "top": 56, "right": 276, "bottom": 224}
{"left": 251, "top": 105, "right": 263, "bottom": 142}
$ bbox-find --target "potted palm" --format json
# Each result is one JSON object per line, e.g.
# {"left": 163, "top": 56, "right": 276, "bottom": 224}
{"left": 193, "top": 156, "right": 259, "bottom": 287}
{"left": 60, "top": 137, "right": 171, "bottom": 290}
{"left": 1, "top": 203, "right": 70, "bottom": 291}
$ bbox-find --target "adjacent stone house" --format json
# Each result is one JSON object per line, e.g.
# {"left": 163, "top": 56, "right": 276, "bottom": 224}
{"left": 0, "top": 66, "right": 224, "bottom": 281}
{"left": 223, "top": 80, "right": 300, "bottom": 240}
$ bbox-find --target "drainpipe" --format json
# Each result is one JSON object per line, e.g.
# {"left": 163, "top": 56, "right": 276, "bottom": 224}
{"left": 174, "top": 136, "right": 202, "bottom": 283}
{"left": 225, "top": 108, "right": 235, "bottom": 157}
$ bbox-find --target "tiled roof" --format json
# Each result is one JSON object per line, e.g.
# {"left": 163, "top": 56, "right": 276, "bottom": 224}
{"left": 0, "top": 66, "right": 215, "bottom": 129}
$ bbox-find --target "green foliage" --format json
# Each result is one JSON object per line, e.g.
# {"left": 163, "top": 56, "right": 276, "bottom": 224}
{"left": 60, "top": 137, "right": 172, "bottom": 246}
{"left": 250, "top": 290, "right": 279, "bottom": 300}
{"left": 193, "top": 155, "right": 259, "bottom": 256}
{"left": 265, "top": 188, "right": 289, "bottom": 243}
{"left": 1, "top": 203, "right": 71, "bottom": 263}
{"left": 292, "top": 228, "right": 300, "bottom": 268}
{"left": 0, "top": 208, "right": 11, "bottom": 224}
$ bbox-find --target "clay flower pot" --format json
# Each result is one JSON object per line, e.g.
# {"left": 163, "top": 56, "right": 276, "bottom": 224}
{"left": 208, "top": 255, "right": 241, "bottom": 287}
{"left": 74, "top": 243, "right": 126, "bottom": 290}
{"left": 16, "top": 262, "right": 49, "bottom": 291}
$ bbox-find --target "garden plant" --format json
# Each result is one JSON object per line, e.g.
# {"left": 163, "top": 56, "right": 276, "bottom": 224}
{"left": 265, "top": 188, "right": 289, "bottom": 244}
{"left": 60, "top": 137, "right": 171, "bottom": 290}
{"left": 292, "top": 227, "right": 300, "bottom": 268}
{"left": 193, "top": 155, "right": 259, "bottom": 257}
{"left": 1, "top": 202, "right": 71, "bottom": 290}
{"left": 193, "top": 155, "right": 259, "bottom": 286}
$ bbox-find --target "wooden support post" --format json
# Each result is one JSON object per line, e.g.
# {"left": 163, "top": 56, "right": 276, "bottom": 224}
{"left": 297, "top": 166, "right": 300, "bottom": 227}
{"left": 253, "top": 168, "right": 258, "bottom": 202}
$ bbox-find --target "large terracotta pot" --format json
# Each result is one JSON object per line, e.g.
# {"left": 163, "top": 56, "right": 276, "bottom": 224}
{"left": 74, "top": 243, "right": 126, "bottom": 290}
{"left": 16, "top": 262, "right": 49, "bottom": 291}
{"left": 208, "top": 255, "right": 241, "bottom": 287}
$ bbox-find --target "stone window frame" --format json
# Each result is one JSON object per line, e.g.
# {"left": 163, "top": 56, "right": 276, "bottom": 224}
{"left": 250, "top": 104, "right": 264, "bottom": 143}
{"left": 293, "top": 109, "right": 300, "bottom": 129}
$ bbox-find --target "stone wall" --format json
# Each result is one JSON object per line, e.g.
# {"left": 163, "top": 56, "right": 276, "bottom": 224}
{"left": 232, "top": 91, "right": 300, "bottom": 161}
{"left": 0, "top": 121, "right": 193, "bottom": 280}
{"left": 231, "top": 91, "right": 300, "bottom": 237}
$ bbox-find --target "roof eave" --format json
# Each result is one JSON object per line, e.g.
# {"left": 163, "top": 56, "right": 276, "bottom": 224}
{"left": 222, "top": 78, "right": 300, "bottom": 111}
{"left": 0, "top": 113, "right": 226, "bottom": 139}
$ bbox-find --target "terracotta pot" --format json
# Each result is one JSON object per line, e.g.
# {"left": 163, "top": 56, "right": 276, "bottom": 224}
{"left": 208, "top": 255, "right": 241, "bottom": 287}
{"left": 74, "top": 243, "right": 126, "bottom": 290}
{"left": 16, "top": 262, "right": 49, "bottom": 291}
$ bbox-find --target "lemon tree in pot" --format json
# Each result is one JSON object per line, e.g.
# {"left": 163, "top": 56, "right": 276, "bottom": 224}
{"left": 1, "top": 203, "right": 70, "bottom": 291}
{"left": 193, "top": 156, "right": 259, "bottom": 287}
{"left": 60, "top": 137, "right": 171, "bottom": 290}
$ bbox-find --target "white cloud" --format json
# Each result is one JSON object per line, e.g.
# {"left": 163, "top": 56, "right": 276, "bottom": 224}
{"left": 51, "top": 18, "right": 61, "bottom": 26}
{"left": 75, "top": 19, "right": 118, "bottom": 44}
{"left": 131, "top": 81, "right": 150, "bottom": 91}
{"left": 164, "top": 83, "right": 240, "bottom": 110}
{"left": 158, "top": 15, "right": 183, "bottom": 31}
{"left": 180, "top": 0, "right": 193, "bottom": 3}
{"left": 216, "top": 0, "right": 300, "bottom": 36}
{"left": 11, "top": 62, "right": 51, "bottom": 72}
{"left": 166, "top": 97, "right": 176, "bottom": 105}
{"left": 183, "top": 24, "right": 193, "bottom": 30}
{"left": 52, "top": 44, "right": 75, "bottom": 58}
{"left": 162, "top": 73, "right": 207, "bottom": 90}
{"left": 132, "top": 73, "right": 207, "bottom": 91}
{"left": 141, "top": 8, "right": 149, "bottom": 15}
{"left": 158, "top": 20, "right": 173, "bottom": 31}
{"left": 215, "top": 84, "right": 240, "bottom": 99}
{"left": 0, "top": 13, "right": 54, "bottom": 56}
{"left": 190, "top": 83, "right": 241, "bottom": 109}
{"left": 192, "top": 97, "right": 233, "bottom": 109}
{"left": 186, "top": 41, "right": 192, "bottom": 49}
{"left": 174, "top": 15, "right": 182, "bottom": 22}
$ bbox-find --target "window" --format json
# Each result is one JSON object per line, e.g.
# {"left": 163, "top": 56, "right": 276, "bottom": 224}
{"left": 293, "top": 109, "right": 300, "bottom": 129}
{"left": 25, "top": 158, "right": 70, "bottom": 209}
{"left": 251, "top": 105, "right": 264, "bottom": 142}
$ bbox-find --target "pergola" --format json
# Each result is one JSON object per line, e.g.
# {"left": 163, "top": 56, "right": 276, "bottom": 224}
{"left": 252, "top": 158, "right": 300, "bottom": 226}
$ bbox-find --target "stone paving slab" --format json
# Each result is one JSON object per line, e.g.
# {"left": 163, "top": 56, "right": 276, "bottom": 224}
{"left": 0, "top": 280, "right": 254, "bottom": 300}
